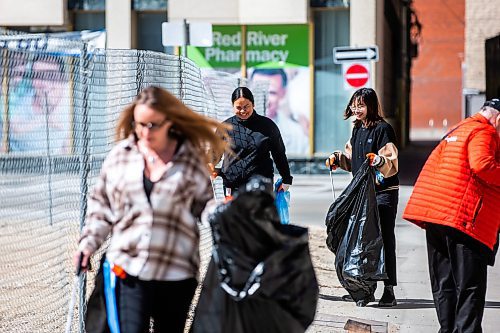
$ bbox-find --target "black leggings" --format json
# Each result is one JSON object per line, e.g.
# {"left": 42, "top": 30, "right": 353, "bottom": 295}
{"left": 116, "top": 276, "right": 197, "bottom": 333}
{"left": 376, "top": 190, "right": 398, "bottom": 286}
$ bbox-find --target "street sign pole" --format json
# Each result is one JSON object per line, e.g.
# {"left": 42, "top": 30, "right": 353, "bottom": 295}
{"left": 181, "top": 19, "right": 189, "bottom": 57}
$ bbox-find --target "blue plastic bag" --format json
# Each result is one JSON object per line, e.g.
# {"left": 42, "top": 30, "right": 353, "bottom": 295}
{"left": 274, "top": 178, "right": 291, "bottom": 225}
{"left": 103, "top": 259, "right": 121, "bottom": 333}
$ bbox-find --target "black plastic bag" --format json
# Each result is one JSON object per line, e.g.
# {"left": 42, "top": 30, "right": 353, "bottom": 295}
{"left": 192, "top": 177, "right": 319, "bottom": 333}
{"left": 85, "top": 256, "right": 111, "bottom": 333}
{"left": 325, "top": 160, "right": 387, "bottom": 302}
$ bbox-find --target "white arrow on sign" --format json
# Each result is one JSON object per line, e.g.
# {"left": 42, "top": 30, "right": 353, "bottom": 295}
{"left": 333, "top": 46, "right": 379, "bottom": 64}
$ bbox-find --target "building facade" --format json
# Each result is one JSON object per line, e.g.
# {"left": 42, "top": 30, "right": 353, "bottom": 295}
{"left": 2, "top": 0, "right": 414, "bottom": 158}
{"left": 409, "top": 0, "right": 464, "bottom": 140}
{"left": 464, "top": 0, "right": 500, "bottom": 112}
{"left": 410, "top": 0, "right": 500, "bottom": 140}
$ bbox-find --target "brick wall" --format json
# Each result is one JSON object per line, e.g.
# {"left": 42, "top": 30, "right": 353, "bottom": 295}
{"left": 410, "top": 0, "right": 464, "bottom": 140}
{"left": 465, "top": 0, "right": 500, "bottom": 91}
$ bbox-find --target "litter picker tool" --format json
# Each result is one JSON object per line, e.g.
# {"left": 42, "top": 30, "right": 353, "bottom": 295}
{"left": 329, "top": 167, "right": 336, "bottom": 201}
{"left": 65, "top": 253, "right": 83, "bottom": 333}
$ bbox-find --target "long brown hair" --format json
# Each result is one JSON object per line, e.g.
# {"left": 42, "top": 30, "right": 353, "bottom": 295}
{"left": 116, "top": 86, "right": 230, "bottom": 165}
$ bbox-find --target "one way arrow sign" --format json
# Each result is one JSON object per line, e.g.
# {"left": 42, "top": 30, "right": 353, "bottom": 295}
{"left": 333, "top": 46, "right": 379, "bottom": 64}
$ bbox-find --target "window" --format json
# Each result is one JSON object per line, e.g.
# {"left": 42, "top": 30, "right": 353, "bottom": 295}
{"left": 313, "top": 8, "right": 351, "bottom": 154}
{"left": 310, "top": 0, "right": 349, "bottom": 8}
{"left": 68, "top": 0, "right": 106, "bottom": 10}
{"left": 133, "top": 0, "right": 167, "bottom": 10}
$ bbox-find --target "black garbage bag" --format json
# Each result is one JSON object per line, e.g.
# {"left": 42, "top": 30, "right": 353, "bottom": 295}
{"left": 85, "top": 256, "right": 111, "bottom": 333}
{"left": 325, "top": 160, "right": 386, "bottom": 302}
{"left": 191, "top": 176, "right": 319, "bottom": 333}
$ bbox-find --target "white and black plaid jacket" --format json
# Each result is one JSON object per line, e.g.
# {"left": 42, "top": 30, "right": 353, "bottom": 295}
{"left": 78, "top": 135, "right": 213, "bottom": 281}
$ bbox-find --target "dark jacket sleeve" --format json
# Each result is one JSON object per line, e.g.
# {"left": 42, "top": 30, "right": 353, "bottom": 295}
{"left": 269, "top": 122, "right": 293, "bottom": 185}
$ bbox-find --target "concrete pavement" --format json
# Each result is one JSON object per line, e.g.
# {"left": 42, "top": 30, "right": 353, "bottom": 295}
{"left": 289, "top": 174, "right": 500, "bottom": 332}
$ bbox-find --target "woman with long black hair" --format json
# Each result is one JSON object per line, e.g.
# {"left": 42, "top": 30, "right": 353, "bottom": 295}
{"left": 213, "top": 86, "right": 293, "bottom": 198}
{"left": 326, "top": 87, "right": 399, "bottom": 307}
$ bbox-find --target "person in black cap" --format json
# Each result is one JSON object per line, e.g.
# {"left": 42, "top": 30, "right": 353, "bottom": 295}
{"left": 403, "top": 98, "right": 500, "bottom": 333}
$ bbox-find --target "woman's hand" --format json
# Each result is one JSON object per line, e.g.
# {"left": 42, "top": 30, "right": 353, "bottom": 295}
{"left": 366, "top": 153, "right": 384, "bottom": 167}
{"left": 326, "top": 153, "right": 339, "bottom": 170}
{"left": 73, "top": 250, "right": 91, "bottom": 274}
{"left": 278, "top": 183, "right": 291, "bottom": 192}
{"left": 207, "top": 163, "right": 219, "bottom": 179}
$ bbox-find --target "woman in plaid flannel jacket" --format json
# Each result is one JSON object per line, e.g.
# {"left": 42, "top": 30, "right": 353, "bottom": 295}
{"left": 74, "top": 86, "right": 229, "bottom": 333}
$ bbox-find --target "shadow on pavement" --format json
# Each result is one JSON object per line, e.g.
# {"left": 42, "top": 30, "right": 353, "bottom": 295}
{"left": 377, "top": 298, "right": 435, "bottom": 309}
{"left": 320, "top": 293, "right": 500, "bottom": 310}
{"left": 318, "top": 294, "right": 345, "bottom": 302}
{"left": 319, "top": 294, "right": 435, "bottom": 309}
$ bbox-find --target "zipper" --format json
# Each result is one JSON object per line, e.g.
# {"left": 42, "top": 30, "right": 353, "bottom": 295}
{"left": 471, "top": 197, "right": 483, "bottom": 227}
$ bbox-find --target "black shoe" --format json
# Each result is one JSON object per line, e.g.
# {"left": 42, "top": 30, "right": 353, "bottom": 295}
{"left": 378, "top": 286, "right": 397, "bottom": 307}
{"left": 356, "top": 294, "right": 375, "bottom": 307}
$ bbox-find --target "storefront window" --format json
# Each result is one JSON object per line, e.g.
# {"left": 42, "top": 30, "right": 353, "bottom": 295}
{"left": 133, "top": 0, "right": 167, "bottom": 10}
{"left": 68, "top": 0, "right": 106, "bottom": 10}
{"left": 313, "top": 8, "right": 351, "bottom": 154}
{"left": 310, "top": 0, "right": 349, "bottom": 8}
{"left": 136, "top": 12, "right": 167, "bottom": 52}
{"left": 73, "top": 12, "right": 105, "bottom": 30}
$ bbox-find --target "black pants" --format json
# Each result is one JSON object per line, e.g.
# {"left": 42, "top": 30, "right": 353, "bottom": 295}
{"left": 376, "top": 190, "right": 398, "bottom": 286}
{"left": 116, "top": 276, "right": 197, "bottom": 333}
{"left": 426, "top": 224, "right": 488, "bottom": 333}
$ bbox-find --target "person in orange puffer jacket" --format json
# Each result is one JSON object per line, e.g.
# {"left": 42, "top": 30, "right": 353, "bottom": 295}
{"left": 403, "top": 99, "right": 500, "bottom": 333}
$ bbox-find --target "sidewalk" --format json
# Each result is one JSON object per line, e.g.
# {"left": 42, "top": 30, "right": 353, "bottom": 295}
{"left": 289, "top": 174, "right": 500, "bottom": 333}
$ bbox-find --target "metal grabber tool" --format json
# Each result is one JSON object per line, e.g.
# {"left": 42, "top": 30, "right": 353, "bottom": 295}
{"left": 65, "top": 252, "right": 83, "bottom": 333}
{"left": 329, "top": 165, "right": 336, "bottom": 201}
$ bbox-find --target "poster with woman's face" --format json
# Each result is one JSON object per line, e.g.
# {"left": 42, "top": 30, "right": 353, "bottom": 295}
{"left": 0, "top": 53, "right": 72, "bottom": 154}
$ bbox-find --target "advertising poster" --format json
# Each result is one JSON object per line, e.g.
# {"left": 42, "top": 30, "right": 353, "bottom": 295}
{"left": 188, "top": 24, "right": 311, "bottom": 156}
{"left": 247, "top": 25, "right": 310, "bottom": 156}
{"left": 0, "top": 31, "right": 105, "bottom": 154}
{"left": 0, "top": 52, "right": 72, "bottom": 154}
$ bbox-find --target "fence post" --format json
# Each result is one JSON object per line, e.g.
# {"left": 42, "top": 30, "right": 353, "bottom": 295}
{"left": 179, "top": 54, "right": 185, "bottom": 102}
{"left": 136, "top": 50, "right": 145, "bottom": 95}
{"left": 77, "top": 42, "right": 91, "bottom": 333}
{"left": 44, "top": 71, "right": 54, "bottom": 224}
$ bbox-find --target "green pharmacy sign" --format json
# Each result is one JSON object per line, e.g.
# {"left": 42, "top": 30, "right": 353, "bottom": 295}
{"left": 188, "top": 25, "right": 242, "bottom": 68}
{"left": 187, "top": 24, "right": 309, "bottom": 69}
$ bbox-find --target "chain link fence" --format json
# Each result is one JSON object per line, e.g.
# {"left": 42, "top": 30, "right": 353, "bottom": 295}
{"left": 0, "top": 31, "right": 267, "bottom": 332}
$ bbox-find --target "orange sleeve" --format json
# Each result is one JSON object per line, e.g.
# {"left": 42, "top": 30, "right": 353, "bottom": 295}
{"left": 468, "top": 128, "right": 500, "bottom": 186}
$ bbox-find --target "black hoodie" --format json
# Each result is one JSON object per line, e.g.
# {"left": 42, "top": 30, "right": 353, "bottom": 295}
{"left": 221, "top": 111, "right": 293, "bottom": 189}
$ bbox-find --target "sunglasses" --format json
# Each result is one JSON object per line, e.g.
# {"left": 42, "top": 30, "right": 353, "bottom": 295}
{"left": 133, "top": 119, "right": 168, "bottom": 131}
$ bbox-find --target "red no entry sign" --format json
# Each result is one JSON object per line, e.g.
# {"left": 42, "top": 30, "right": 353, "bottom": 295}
{"left": 345, "top": 63, "right": 369, "bottom": 88}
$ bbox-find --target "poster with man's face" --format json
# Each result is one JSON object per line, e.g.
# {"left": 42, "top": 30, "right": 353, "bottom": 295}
{"left": 249, "top": 67, "right": 310, "bottom": 156}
